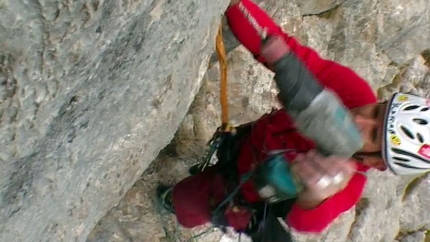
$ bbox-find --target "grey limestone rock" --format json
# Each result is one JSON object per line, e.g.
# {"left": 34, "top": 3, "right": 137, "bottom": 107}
{"left": 0, "top": 0, "right": 229, "bottom": 241}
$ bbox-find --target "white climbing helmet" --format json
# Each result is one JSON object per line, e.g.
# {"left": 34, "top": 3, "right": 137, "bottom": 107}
{"left": 382, "top": 92, "right": 430, "bottom": 176}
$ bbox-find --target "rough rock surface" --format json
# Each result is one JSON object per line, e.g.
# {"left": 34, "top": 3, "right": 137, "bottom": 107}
{"left": 398, "top": 231, "right": 427, "bottom": 242}
{"left": 90, "top": 0, "right": 430, "bottom": 242}
{"left": 0, "top": 0, "right": 229, "bottom": 241}
{"left": 2, "top": 0, "right": 430, "bottom": 242}
{"left": 297, "top": 0, "right": 345, "bottom": 16}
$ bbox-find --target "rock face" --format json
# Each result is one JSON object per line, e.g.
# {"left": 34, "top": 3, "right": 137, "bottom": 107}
{"left": 2, "top": 0, "right": 430, "bottom": 242}
{"left": 297, "top": 0, "right": 345, "bottom": 16}
{"left": 0, "top": 0, "right": 229, "bottom": 241}
{"left": 89, "top": 0, "right": 430, "bottom": 242}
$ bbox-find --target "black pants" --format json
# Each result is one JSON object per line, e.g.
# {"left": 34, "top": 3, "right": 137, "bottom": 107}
{"left": 215, "top": 122, "right": 295, "bottom": 242}
{"left": 241, "top": 200, "right": 294, "bottom": 242}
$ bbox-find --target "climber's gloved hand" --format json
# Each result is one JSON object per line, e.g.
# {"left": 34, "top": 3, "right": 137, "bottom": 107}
{"left": 291, "top": 150, "right": 356, "bottom": 210}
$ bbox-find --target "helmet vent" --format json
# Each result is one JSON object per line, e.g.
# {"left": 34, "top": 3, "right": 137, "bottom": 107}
{"left": 413, "top": 118, "right": 428, "bottom": 125}
{"left": 403, "top": 105, "right": 420, "bottom": 111}
{"left": 417, "top": 133, "right": 425, "bottom": 143}
{"left": 393, "top": 157, "right": 410, "bottom": 162}
{"left": 400, "top": 125, "right": 414, "bottom": 139}
{"left": 421, "top": 107, "right": 430, "bottom": 112}
{"left": 392, "top": 148, "right": 430, "bottom": 164}
{"left": 394, "top": 162, "right": 425, "bottom": 170}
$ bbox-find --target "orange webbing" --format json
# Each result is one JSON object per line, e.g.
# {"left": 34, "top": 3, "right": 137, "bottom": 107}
{"left": 215, "top": 23, "right": 230, "bottom": 131}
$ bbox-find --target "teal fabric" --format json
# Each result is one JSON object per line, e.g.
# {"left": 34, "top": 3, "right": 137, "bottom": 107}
{"left": 253, "top": 154, "right": 303, "bottom": 203}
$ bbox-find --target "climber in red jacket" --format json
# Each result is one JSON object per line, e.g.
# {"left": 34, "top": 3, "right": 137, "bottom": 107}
{"left": 158, "top": 0, "right": 430, "bottom": 240}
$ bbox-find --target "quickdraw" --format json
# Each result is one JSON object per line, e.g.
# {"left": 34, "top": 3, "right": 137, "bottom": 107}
{"left": 216, "top": 24, "right": 232, "bottom": 132}
{"left": 190, "top": 24, "right": 235, "bottom": 174}
{"left": 195, "top": 0, "right": 271, "bottom": 174}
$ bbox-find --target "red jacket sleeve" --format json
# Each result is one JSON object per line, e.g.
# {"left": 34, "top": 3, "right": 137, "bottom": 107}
{"left": 286, "top": 163, "right": 369, "bottom": 233}
{"left": 225, "top": 0, "right": 377, "bottom": 233}
{"left": 225, "top": 0, "right": 377, "bottom": 109}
